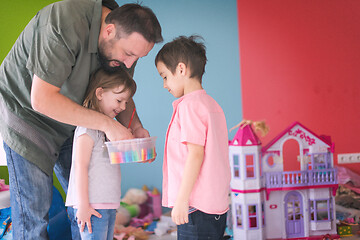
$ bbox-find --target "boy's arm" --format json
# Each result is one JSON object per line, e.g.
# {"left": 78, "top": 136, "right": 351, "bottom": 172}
{"left": 172, "top": 142, "right": 204, "bottom": 225}
{"left": 74, "top": 133, "right": 102, "bottom": 233}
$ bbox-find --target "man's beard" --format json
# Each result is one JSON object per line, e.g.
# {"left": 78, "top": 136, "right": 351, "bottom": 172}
{"left": 97, "top": 43, "right": 127, "bottom": 73}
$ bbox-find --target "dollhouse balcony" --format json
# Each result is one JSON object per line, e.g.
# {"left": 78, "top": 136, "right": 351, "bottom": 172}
{"left": 264, "top": 168, "right": 338, "bottom": 200}
{"left": 264, "top": 168, "right": 337, "bottom": 189}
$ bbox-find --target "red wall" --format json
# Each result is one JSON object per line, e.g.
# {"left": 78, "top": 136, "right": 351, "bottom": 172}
{"left": 237, "top": 0, "right": 360, "bottom": 173}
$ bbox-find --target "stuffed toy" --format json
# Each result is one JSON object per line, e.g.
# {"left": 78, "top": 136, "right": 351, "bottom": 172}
{"left": 115, "top": 188, "right": 148, "bottom": 226}
{"left": 114, "top": 188, "right": 150, "bottom": 240}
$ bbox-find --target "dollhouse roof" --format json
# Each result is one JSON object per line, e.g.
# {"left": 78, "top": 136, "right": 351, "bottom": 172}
{"left": 262, "top": 121, "right": 334, "bottom": 153}
{"left": 229, "top": 124, "right": 261, "bottom": 146}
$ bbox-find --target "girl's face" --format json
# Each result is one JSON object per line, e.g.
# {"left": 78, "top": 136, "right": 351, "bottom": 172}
{"left": 96, "top": 85, "right": 132, "bottom": 119}
{"left": 156, "top": 61, "right": 184, "bottom": 98}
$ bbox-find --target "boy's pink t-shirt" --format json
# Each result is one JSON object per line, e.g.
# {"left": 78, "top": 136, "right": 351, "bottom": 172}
{"left": 162, "top": 90, "right": 231, "bottom": 214}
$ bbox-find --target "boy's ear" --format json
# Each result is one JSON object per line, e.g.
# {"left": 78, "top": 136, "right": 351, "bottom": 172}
{"left": 177, "top": 62, "right": 187, "bottom": 76}
{"left": 95, "top": 87, "right": 104, "bottom": 100}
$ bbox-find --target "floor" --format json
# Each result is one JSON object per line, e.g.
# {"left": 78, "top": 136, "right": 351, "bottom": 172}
{"left": 148, "top": 236, "right": 359, "bottom": 239}
{"left": 147, "top": 234, "right": 360, "bottom": 239}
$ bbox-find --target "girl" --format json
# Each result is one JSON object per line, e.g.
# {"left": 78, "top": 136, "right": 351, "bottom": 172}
{"left": 66, "top": 68, "right": 136, "bottom": 240}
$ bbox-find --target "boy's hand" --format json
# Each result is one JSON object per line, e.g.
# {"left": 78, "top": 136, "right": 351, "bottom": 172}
{"left": 171, "top": 200, "right": 189, "bottom": 225}
{"left": 76, "top": 205, "right": 102, "bottom": 233}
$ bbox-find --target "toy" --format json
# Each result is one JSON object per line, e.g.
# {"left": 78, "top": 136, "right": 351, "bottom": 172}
{"left": 229, "top": 121, "right": 340, "bottom": 239}
{"left": 114, "top": 188, "right": 150, "bottom": 240}
{"left": 336, "top": 222, "right": 352, "bottom": 237}
{"left": 139, "top": 185, "right": 162, "bottom": 220}
{"left": 153, "top": 215, "right": 177, "bottom": 237}
{"left": 114, "top": 226, "right": 149, "bottom": 240}
{"left": 0, "top": 179, "right": 9, "bottom": 192}
{"left": 115, "top": 188, "right": 149, "bottom": 229}
{"left": 114, "top": 186, "right": 162, "bottom": 239}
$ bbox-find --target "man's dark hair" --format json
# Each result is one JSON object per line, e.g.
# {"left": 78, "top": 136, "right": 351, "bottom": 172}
{"left": 102, "top": 0, "right": 119, "bottom": 10}
{"left": 105, "top": 3, "right": 163, "bottom": 44}
{"left": 155, "top": 35, "right": 207, "bottom": 81}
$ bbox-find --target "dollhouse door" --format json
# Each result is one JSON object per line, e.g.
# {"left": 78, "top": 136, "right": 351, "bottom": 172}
{"left": 284, "top": 191, "right": 304, "bottom": 238}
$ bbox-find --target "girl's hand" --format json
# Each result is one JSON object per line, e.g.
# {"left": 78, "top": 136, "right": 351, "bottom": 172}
{"left": 76, "top": 205, "right": 102, "bottom": 233}
{"left": 171, "top": 200, "right": 189, "bottom": 225}
{"left": 141, "top": 155, "right": 156, "bottom": 163}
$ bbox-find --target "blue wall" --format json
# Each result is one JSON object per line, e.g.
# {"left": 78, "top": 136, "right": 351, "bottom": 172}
{"left": 118, "top": 0, "right": 242, "bottom": 195}
{"left": 0, "top": 0, "right": 242, "bottom": 198}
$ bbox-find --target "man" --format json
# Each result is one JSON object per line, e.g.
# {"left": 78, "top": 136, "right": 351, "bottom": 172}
{"left": 0, "top": 0, "right": 162, "bottom": 239}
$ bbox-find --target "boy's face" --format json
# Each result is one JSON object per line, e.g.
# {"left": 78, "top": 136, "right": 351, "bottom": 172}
{"left": 156, "top": 61, "right": 184, "bottom": 98}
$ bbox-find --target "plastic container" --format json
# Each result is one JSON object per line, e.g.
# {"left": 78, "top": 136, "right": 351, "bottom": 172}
{"left": 105, "top": 136, "right": 157, "bottom": 164}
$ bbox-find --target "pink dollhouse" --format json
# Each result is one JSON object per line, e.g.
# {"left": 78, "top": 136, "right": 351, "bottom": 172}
{"left": 229, "top": 122, "right": 339, "bottom": 239}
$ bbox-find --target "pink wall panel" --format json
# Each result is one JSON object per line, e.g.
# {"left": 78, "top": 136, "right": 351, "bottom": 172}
{"left": 237, "top": 0, "right": 360, "bottom": 173}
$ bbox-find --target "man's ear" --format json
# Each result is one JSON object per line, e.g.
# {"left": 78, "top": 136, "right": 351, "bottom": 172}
{"left": 103, "top": 24, "right": 116, "bottom": 39}
{"left": 177, "top": 62, "right": 187, "bottom": 76}
{"left": 95, "top": 87, "right": 104, "bottom": 100}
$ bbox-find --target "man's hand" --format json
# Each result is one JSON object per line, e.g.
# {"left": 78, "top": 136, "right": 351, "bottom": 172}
{"left": 104, "top": 119, "right": 134, "bottom": 141}
{"left": 76, "top": 204, "right": 102, "bottom": 233}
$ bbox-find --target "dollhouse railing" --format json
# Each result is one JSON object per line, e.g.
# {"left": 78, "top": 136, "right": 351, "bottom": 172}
{"left": 264, "top": 168, "right": 337, "bottom": 188}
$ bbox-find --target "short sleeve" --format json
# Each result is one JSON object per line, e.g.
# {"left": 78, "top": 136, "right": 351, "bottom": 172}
{"left": 25, "top": 4, "right": 86, "bottom": 87}
{"left": 76, "top": 127, "right": 99, "bottom": 143}
{"left": 178, "top": 102, "right": 207, "bottom": 146}
{"left": 26, "top": 27, "right": 75, "bottom": 87}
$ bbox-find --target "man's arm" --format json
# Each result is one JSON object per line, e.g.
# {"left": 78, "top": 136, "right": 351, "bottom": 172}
{"left": 31, "top": 74, "right": 133, "bottom": 140}
{"left": 171, "top": 143, "right": 204, "bottom": 225}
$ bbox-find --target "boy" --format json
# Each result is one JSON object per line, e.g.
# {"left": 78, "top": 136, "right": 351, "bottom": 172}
{"left": 155, "top": 36, "right": 231, "bottom": 239}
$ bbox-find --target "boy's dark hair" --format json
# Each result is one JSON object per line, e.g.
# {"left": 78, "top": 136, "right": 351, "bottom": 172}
{"left": 155, "top": 35, "right": 207, "bottom": 81}
{"left": 83, "top": 68, "right": 137, "bottom": 112}
{"left": 105, "top": 3, "right": 163, "bottom": 44}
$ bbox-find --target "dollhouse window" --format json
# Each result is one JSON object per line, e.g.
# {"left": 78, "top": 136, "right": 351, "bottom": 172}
{"left": 235, "top": 204, "right": 243, "bottom": 228}
{"left": 266, "top": 154, "right": 275, "bottom": 168}
{"left": 309, "top": 199, "right": 331, "bottom": 221}
{"left": 245, "top": 154, "right": 255, "bottom": 178}
{"left": 308, "top": 153, "right": 330, "bottom": 170}
{"left": 233, "top": 155, "right": 240, "bottom": 178}
{"left": 248, "top": 204, "right": 258, "bottom": 228}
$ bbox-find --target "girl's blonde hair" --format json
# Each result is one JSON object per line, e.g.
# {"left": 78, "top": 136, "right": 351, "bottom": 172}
{"left": 83, "top": 68, "right": 137, "bottom": 112}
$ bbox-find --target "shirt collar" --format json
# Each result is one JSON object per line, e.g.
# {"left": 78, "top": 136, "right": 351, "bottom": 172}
{"left": 172, "top": 89, "right": 206, "bottom": 109}
{"left": 88, "top": 0, "right": 102, "bottom": 53}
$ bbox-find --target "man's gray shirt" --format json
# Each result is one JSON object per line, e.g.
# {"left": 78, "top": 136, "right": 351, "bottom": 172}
{"left": 0, "top": 0, "right": 126, "bottom": 175}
